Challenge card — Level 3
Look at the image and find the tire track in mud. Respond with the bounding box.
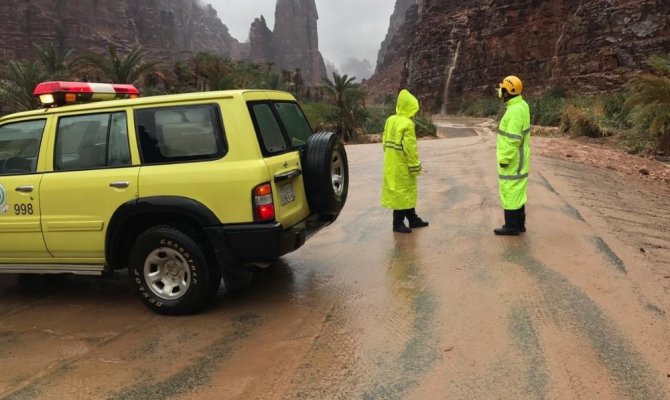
[504,242,668,400]
[360,246,441,400]
[0,314,261,400]
[540,157,670,313]
[534,171,585,222]
[592,237,627,274]
[0,362,74,400]
[106,314,260,400]
[507,303,550,400]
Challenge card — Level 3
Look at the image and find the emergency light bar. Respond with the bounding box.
[33,81,140,108]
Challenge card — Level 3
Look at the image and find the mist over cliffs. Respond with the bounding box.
[366,0,670,110]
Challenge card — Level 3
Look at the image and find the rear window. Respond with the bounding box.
[248,101,313,156]
[0,119,45,175]
[274,102,312,147]
[135,104,225,164]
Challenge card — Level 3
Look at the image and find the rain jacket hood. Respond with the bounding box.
[381,90,423,210]
[396,89,419,118]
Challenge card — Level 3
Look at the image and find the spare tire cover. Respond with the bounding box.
[302,132,349,215]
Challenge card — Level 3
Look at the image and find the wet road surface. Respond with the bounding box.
[0,120,669,399]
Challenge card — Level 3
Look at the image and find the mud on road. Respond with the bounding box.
[0,119,669,399]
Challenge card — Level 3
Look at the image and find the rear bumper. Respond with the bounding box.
[205,213,334,264]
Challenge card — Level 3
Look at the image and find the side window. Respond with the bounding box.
[0,119,45,176]
[135,104,225,164]
[250,103,289,155]
[55,112,131,171]
[274,102,313,147]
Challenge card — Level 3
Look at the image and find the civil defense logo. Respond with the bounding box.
[0,183,7,214]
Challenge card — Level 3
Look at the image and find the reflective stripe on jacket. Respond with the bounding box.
[381,89,421,210]
[497,95,531,210]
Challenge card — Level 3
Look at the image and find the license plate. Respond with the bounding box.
[279,182,295,206]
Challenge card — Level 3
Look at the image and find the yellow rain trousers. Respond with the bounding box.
[497,95,531,210]
[381,89,422,210]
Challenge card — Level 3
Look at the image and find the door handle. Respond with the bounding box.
[109,181,130,189]
[274,169,302,182]
[15,185,34,193]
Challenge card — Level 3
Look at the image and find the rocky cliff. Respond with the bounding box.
[269,0,327,83]
[249,16,275,66]
[366,0,670,111]
[375,0,417,72]
[0,0,327,83]
[0,0,247,62]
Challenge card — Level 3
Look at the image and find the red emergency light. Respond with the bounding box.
[33,81,140,108]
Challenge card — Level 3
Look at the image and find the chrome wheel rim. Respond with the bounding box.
[331,149,345,197]
[143,247,191,301]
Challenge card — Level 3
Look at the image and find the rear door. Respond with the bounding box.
[247,100,312,227]
[0,118,51,260]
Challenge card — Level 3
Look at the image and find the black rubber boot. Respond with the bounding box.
[407,208,429,228]
[519,206,526,233]
[393,210,412,233]
[494,210,520,236]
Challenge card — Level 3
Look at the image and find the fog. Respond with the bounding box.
[208,0,397,80]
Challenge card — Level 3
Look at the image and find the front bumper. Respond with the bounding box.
[205,213,334,264]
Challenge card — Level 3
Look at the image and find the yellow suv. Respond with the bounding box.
[0,81,348,314]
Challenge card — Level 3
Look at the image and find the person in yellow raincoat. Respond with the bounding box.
[381,89,429,233]
[494,75,531,235]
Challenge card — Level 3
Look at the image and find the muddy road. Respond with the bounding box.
[1,119,669,400]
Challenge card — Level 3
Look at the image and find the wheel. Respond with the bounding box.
[129,225,215,315]
[302,132,349,215]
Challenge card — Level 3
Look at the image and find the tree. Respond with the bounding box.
[322,72,367,141]
[626,53,670,154]
[82,45,163,85]
[0,61,47,112]
[32,42,84,80]
[190,52,236,91]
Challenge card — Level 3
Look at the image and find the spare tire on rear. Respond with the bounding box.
[302,132,349,216]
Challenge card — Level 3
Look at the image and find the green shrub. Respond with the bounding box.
[363,106,392,134]
[560,103,610,138]
[529,93,564,126]
[301,102,338,132]
[415,114,437,137]
[601,92,632,129]
[457,97,501,117]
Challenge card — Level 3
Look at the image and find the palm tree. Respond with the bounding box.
[626,53,670,154]
[190,52,235,91]
[32,42,84,80]
[0,61,47,112]
[322,72,365,141]
[82,45,163,85]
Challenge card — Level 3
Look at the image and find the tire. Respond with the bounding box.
[129,225,215,315]
[303,132,349,215]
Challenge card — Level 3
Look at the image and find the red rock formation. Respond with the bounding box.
[0,0,328,84]
[366,0,670,111]
[271,0,327,83]
[375,0,417,72]
[249,16,275,66]
[0,0,247,62]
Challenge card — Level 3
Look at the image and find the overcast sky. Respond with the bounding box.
[208,0,396,79]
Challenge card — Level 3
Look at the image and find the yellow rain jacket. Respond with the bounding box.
[497,95,531,210]
[381,89,422,210]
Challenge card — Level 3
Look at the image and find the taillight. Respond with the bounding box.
[253,183,275,221]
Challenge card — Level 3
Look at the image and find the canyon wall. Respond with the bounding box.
[366,0,670,110]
